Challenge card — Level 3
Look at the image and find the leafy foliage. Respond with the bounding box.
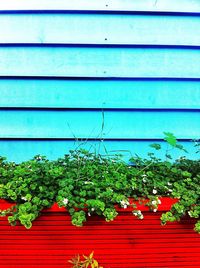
[0,137,199,233]
[68,251,103,268]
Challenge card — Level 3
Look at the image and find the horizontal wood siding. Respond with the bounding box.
[1,47,200,78]
[0,14,200,46]
[0,6,199,163]
[0,110,199,139]
[0,140,196,163]
[0,79,199,109]
[0,0,200,13]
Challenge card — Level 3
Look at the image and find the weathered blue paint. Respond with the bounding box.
[0,47,200,78]
[0,14,200,46]
[0,110,199,139]
[0,5,199,161]
[0,79,199,109]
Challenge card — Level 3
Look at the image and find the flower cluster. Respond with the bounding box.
[133,210,144,219]
[120,200,130,209]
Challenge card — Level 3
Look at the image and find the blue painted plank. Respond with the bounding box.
[0,110,199,139]
[0,79,200,109]
[0,0,200,13]
[0,47,200,78]
[0,140,198,163]
[1,14,200,46]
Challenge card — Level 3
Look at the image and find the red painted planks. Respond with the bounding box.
[0,198,200,267]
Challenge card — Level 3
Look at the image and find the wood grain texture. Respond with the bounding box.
[0,109,199,139]
[0,47,200,78]
[0,79,199,109]
[0,14,200,46]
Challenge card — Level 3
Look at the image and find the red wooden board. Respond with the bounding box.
[0,198,199,268]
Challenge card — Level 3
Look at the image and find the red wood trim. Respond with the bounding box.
[0,198,199,268]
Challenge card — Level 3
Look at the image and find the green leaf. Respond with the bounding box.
[149,143,161,150]
[163,132,177,147]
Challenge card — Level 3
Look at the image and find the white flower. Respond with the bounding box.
[168,189,173,192]
[158,199,161,205]
[21,196,27,201]
[152,200,157,205]
[63,198,69,205]
[142,178,147,183]
[153,189,157,194]
[120,200,130,208]
[167,182,172,186]
[142,174,147,177]
[133,210,142,218]
[153,209,157,212]
[84,181,94,185]
[91,208,95,211]
[88,212,91,216]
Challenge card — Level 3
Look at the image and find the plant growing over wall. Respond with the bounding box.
[0,134,199,232]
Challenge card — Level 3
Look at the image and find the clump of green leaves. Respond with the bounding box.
[0,134,199,233]
[68,251,103,268]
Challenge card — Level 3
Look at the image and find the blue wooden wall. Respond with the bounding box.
[0,0,200,162]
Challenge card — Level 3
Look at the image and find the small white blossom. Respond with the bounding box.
[88,212,91,216]
[158,199,161,205]
[142,174,147,177]
[168,189,173,192]
[133,210,143,219]
[142,178,147,183]
[63,198,69,205]
[167,182,172,186]
[21,196,27,201]
[152,200,157,205]
[91,208,95,211]
[188,211,192,217]
[120,200,130,208]
[153,209,157,212]
[153,189,157,194]
[84,181,94,185]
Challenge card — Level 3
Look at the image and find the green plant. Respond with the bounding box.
[68,251,103,268]
[0,134,199,232]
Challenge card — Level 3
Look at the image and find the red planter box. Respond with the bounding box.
[0,198,200,268]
